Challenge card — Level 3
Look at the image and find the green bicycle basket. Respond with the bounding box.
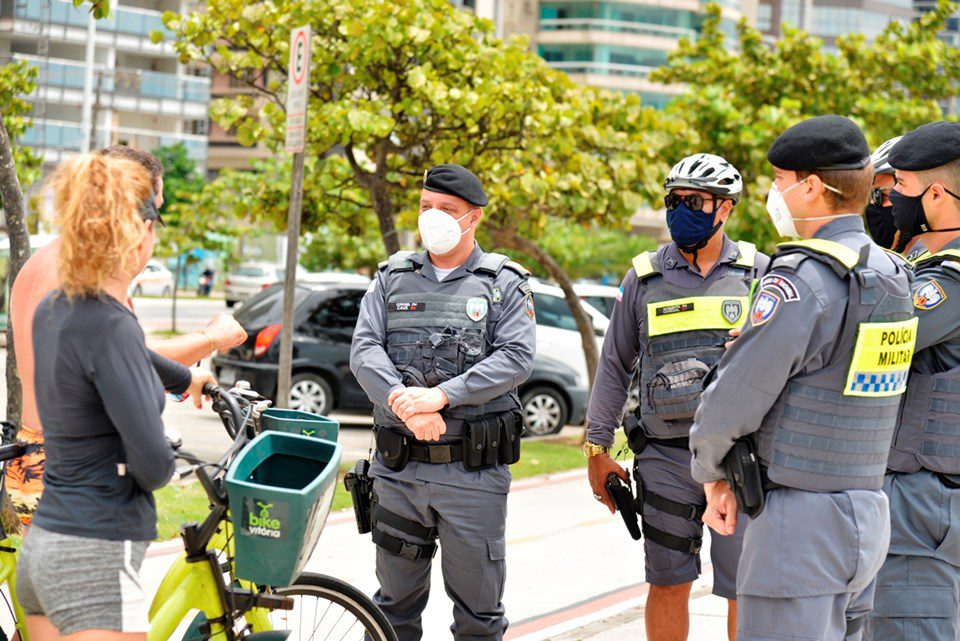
[260,408,340,442]
[226,431,342,587]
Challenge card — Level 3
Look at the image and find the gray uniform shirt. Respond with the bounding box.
[350,243,537,493]
[586,236,770,448]
[690,216,882,483]
[910,235,960,371]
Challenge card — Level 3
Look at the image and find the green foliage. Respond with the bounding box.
[73,0,110,20]
[651,0,960,251]
[153,143,205,218]
[0,61,41,199]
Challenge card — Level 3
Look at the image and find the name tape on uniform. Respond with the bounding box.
[844,317,918,397]
[647,296,749,337]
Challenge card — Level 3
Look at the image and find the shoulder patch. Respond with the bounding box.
[914,280,947,310]
[504,260,531,278]
[518,281,532,297]
[525,292,535,320]
[750,291,781,327]
[759,274,800,302]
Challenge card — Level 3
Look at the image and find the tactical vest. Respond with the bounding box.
[373,251,526,438]
[889,249,960,475]
[633,241,759,440]
[756,239,916,492]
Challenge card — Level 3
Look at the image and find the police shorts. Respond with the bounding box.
[17,525,150,635]
[636,442,746,600]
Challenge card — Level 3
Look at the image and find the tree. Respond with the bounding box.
[161,0,566,256]
[1,60,40,428]
[650,0,960,251]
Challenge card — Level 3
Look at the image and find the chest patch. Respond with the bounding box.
[388,302,426,313]
[721,299,742,324]
[913,280,946,310]
[655,302,694,316]
[466,297,488,322]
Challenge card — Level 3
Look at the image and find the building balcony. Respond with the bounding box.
[540,18,698,41]
[546,61,684,97]
[8,54,209,119]
[20,118,207,168]
[0,0,177,57]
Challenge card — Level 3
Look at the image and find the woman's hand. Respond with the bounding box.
[185,368,217,408]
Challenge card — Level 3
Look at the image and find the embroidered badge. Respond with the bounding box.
[616,286,624,303]
[721,299,743,324]
[759,274,800,302]
[913,280,946,310]
[525,295,535,320]
[466,297,488,322]
[751,291,781,327]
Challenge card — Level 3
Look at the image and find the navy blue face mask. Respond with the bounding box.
[666,203,722,251]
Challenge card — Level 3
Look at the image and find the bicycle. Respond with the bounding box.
[0,385,397,641]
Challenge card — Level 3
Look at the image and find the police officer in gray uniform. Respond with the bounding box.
[863,122,960,640]
[350,164,536,641]
[690,116,917,641]
[586,153,768,641]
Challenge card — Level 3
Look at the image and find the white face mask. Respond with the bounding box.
[418,208,475,255]
[766,177,859,238]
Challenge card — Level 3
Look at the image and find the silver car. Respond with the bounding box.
[224,263,309,307]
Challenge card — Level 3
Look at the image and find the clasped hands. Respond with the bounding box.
[387,386,450,441]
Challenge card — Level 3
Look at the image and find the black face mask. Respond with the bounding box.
[864,203,897,249]
[890,187,931,237]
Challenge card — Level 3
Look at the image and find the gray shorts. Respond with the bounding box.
[636,442,746,600]
[17,525,150,635]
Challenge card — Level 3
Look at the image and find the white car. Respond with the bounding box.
[130,260,174,297]
[574,282,621,320]
[224,263,309,307]
[529,281,608,387]
[298,271,371,286]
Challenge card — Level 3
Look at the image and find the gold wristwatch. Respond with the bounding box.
[581,441,609,459]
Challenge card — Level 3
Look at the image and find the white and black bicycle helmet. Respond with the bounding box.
[871,136,903,175]
[664,153,743,204]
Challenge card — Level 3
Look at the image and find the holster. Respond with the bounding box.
[497,410,524,465]
[464,415,501,471]
[375,427,410,471]
[623,412,648,454]
[343,459,374,534]
[723,437,765,518]
[606,473,641,540]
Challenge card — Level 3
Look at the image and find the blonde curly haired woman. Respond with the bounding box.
[16,152,213,641]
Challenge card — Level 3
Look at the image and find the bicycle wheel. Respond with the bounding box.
[261,573,397,641]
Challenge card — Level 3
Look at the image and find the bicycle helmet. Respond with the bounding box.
[664,153,743,204]
[871,136,903,175]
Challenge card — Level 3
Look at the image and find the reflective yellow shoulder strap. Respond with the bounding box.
[777,239,860,270]
[734,241,757,269]
[931,248,960,262]
[632,252,657,279]
[911,250,932,264]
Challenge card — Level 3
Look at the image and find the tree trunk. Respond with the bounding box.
[0,111,29,430]
[1,111,30,535]
[489,227,600,391]
[370,181,399,255]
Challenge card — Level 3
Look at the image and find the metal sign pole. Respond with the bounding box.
[276,25,311,409]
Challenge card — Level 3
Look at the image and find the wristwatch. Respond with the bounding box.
[581,441,609,459]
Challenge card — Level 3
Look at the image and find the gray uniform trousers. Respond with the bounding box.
[736,488,890,641]
[864,471,960,640]
[371,473,508,641]
[635,442,745,599]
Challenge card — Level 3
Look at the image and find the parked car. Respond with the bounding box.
[299,271,371,286]
[129,259,174,297]
[212,283,588,436]
[224,263,310,307]
[529,281,608,386]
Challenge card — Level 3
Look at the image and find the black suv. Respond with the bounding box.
[212,283,587,436]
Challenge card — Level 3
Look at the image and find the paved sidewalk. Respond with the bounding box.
[141,468,733,640]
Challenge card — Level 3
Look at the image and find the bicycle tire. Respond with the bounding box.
[262,573,397,641]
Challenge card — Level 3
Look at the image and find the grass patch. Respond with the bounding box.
[152,433,625,540]
[150,329,186,339]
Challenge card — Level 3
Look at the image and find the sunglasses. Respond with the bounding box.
[664,193,722,212]
[870,187,891,208]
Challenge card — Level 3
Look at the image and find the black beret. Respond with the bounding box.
[767,115,871,171]
[422,164,489,207]
[888,121,960,171]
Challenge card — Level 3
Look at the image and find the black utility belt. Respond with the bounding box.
[622,414,690,454]
[375,409,523,472]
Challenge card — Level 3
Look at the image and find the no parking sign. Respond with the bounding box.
[285,26,311,153]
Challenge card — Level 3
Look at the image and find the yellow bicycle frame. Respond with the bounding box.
[0,537,29,641]
[148,522,270,641]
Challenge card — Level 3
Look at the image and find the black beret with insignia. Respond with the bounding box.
[767,115,871,171]
[888,121,960,171]
[422,164,489,207]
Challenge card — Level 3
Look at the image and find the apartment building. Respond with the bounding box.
[757,0,914,49]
